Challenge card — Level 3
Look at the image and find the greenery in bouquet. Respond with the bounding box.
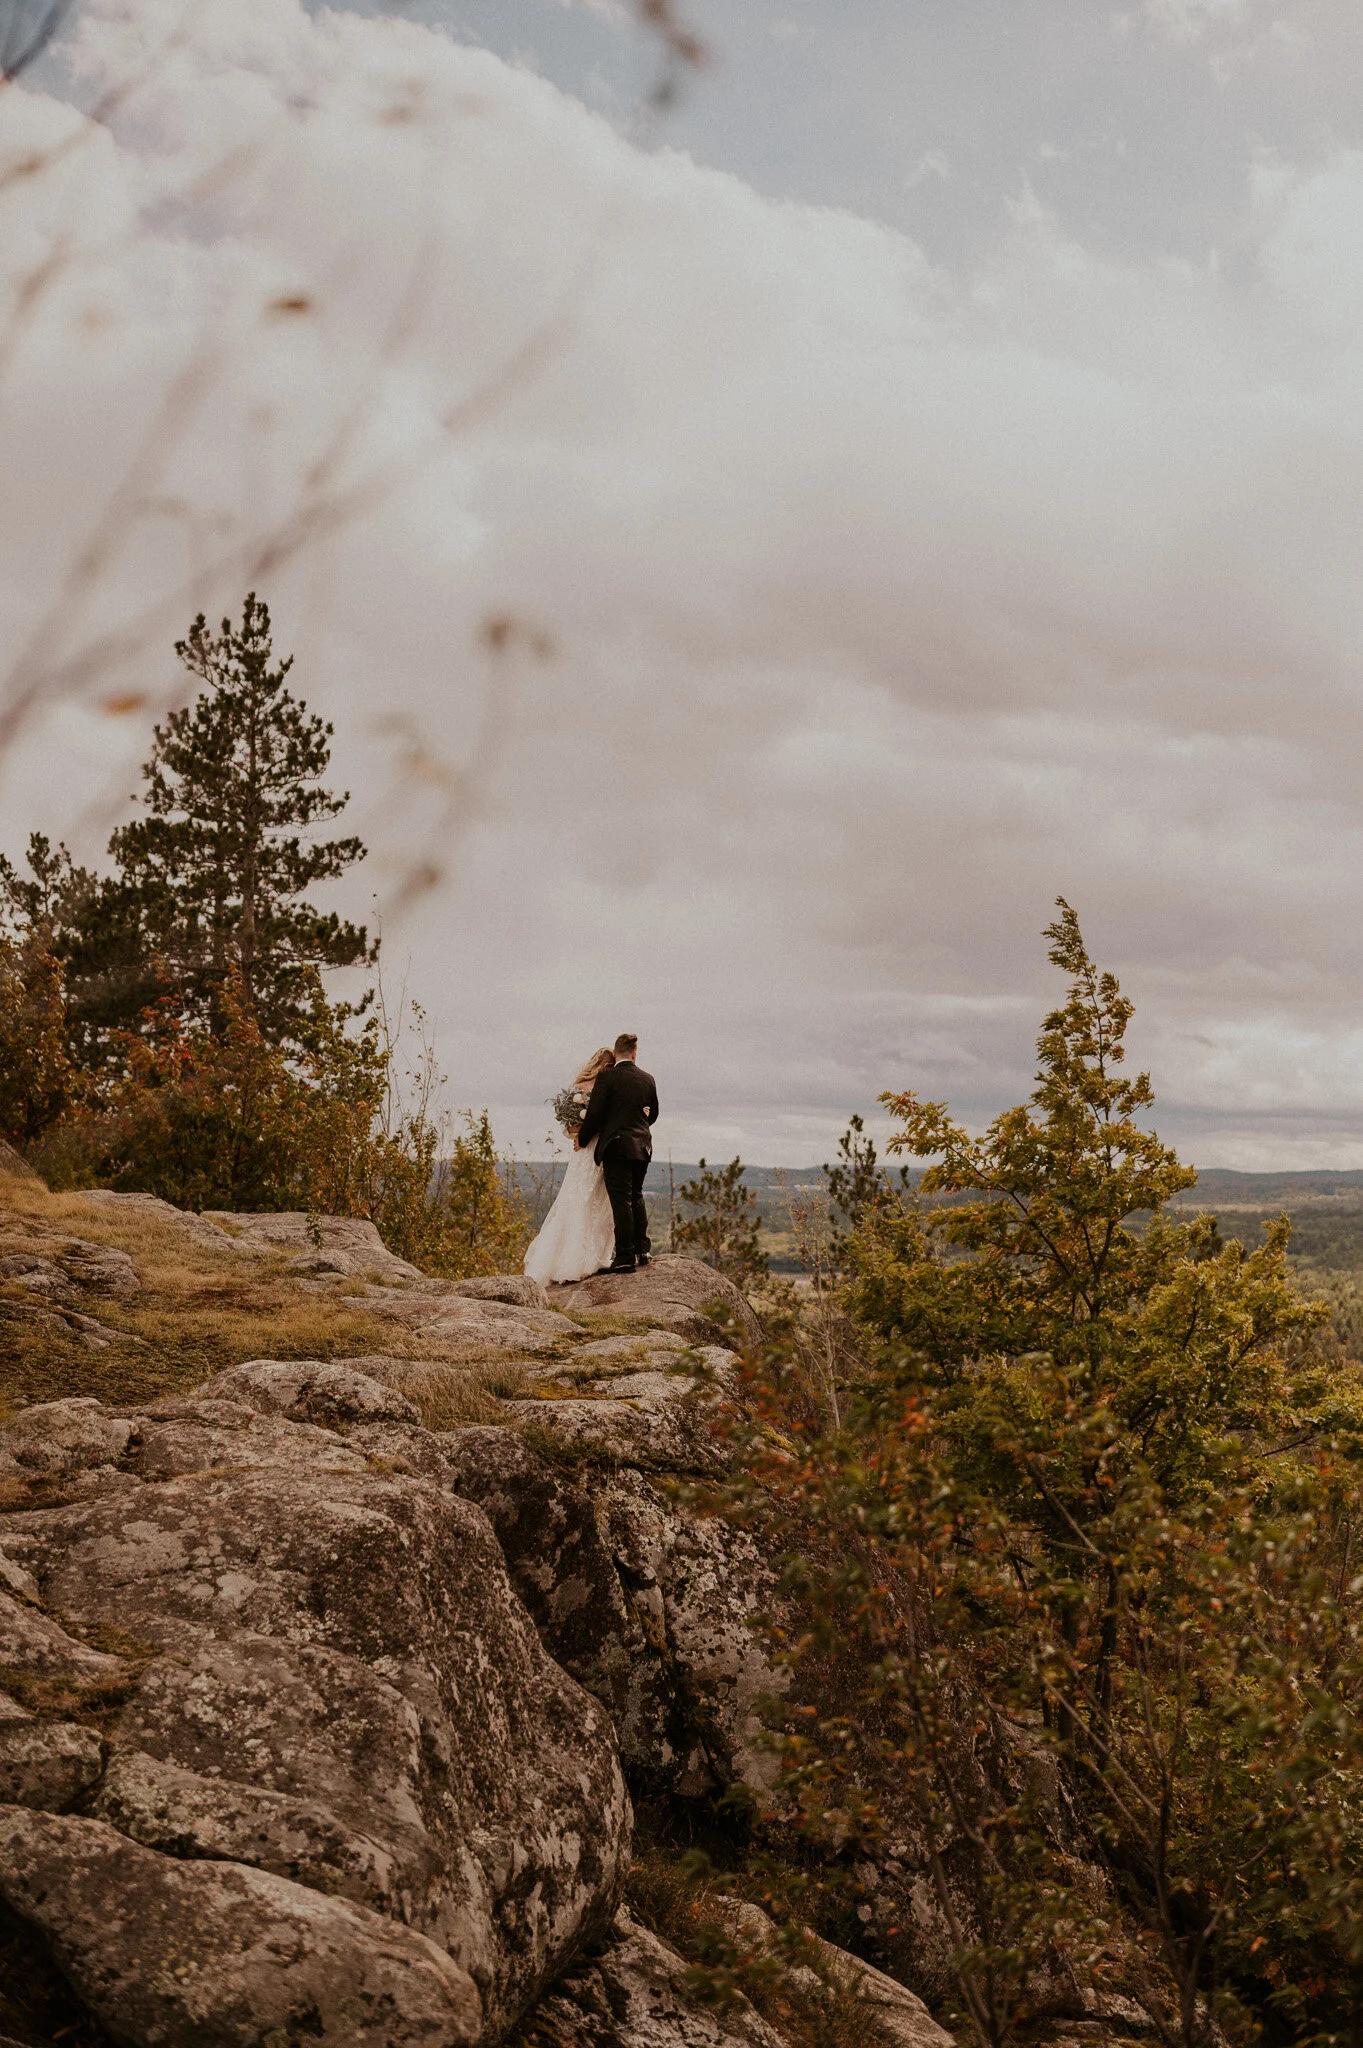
[552,1084,589,1135]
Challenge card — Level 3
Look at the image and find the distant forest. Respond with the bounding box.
[509,1159,1363,1297]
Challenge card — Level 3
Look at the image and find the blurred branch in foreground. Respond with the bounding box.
[0,0,713,912]
[634,0,708,107]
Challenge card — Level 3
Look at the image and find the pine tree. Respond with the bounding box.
[106,594,372,1047]
[674,1156,768,1289]
[823,1111,912,1270]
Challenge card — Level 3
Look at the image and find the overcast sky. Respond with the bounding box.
[3,0,1363,1166]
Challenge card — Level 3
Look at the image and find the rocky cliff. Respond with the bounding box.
[0,1181,964,2048]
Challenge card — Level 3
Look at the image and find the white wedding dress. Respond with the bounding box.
[524,1144,616,1285]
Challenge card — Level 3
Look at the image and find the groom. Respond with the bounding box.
[575,1032,659,1273]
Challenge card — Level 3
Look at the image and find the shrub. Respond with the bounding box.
[711,903,1363,2048]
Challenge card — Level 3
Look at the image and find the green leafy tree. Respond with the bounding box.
[675,1155,768,1289]
[105,593,372,1047]
[75,975,529,1272]
[851,901,1332,1513]
[430,1111,531,1279]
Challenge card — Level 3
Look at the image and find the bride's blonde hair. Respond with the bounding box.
[575,1046,616,1089]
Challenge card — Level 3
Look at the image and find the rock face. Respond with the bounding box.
[0,1208,961,2048]
[0,1365,631,2047]
[524,1909,786,2048]
[549,1254,764,1351]
[0,1808,484,2047]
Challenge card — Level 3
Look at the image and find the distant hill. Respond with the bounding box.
[1178,1168,1363,1207]
[1172,1169,1363,1279]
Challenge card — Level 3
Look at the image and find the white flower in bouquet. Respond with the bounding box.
[551,1085,590,1134]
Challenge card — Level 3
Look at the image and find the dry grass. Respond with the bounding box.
[346,1352,533,1431]
[0,1171,478,1411]
[563,1309,682,1340]
[0,1172,707,1447]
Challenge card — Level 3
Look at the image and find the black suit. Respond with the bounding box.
[576,1060,659,1265]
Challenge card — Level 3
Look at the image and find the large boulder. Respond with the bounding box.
[601,1467,787,1796]
[0,1396,134,1477]
[436,1427,688,1781]
[193,1356,423,1429]
[0,1395,632,2045]
[437,1428,635,1681]
[0,1808,484,2047]
[453,1274,550,1310]
[548,1255,764,1350]
[438,1427,787,1800]
[120,1396,374,1483]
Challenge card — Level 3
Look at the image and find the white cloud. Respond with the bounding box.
[3,0,1363,1165]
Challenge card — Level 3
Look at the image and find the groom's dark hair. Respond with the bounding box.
[614,1033,638,1057]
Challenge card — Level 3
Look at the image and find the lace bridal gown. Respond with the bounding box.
[524,1143,616,1285]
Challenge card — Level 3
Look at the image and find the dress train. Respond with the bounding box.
[524,1145,615,1285]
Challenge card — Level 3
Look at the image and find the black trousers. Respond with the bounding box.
[602,1147,650,1265]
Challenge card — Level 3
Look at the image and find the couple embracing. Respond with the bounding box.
[524,1033,659,1286]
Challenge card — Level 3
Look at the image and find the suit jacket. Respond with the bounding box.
[577,1060,659,1165]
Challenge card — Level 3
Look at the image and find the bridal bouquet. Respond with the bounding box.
[552,1085,589,1135]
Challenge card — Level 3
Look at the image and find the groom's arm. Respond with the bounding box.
[575,1070,613,1150]
[644,1078,658,1126]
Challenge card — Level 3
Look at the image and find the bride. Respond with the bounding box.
[524,1047,618,1286]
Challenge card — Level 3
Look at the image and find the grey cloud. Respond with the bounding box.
[3,0,1363,1166]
